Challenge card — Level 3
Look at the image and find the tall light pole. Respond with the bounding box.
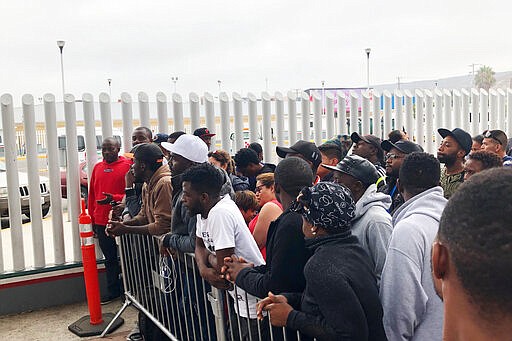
[365,48,371,91]
[57,40,66,100]
[217,80,222,92]
[468,63,482,87]
[107,78,112,100]
[171,76,178,93]
[265,77,269,92]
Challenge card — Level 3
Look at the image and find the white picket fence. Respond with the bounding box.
[0,88,511,275]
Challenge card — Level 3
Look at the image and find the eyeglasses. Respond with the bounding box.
[255,185,265,193]
[386,153,404,160]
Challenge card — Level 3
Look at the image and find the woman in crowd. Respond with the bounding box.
[208,149,250,191]
[257,182,387,341]
[234,190,259,225]
[249,173,283,260]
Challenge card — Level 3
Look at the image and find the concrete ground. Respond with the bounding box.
[0,299,138,340]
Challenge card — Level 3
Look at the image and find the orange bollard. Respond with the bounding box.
[68,198,124,337]
[79,198,103,325]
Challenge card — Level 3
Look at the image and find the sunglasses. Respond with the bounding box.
[386,153,405,160]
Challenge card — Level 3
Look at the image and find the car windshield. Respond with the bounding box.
[0,161,5,172]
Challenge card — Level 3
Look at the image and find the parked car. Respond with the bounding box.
[0,161,51,219]
[60,161,89,203]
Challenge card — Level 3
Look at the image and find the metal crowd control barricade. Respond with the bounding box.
[102,233,296,341]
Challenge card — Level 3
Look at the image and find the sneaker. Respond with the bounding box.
[100,294,121,305]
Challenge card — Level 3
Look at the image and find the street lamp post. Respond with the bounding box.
[217,80,222,92]
[107,78,112,100]
[57,40,66,100]
[365,48,371,91]
[171,76,178,93]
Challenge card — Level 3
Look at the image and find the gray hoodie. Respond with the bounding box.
[351,184,392,284]
[380,186,446,341]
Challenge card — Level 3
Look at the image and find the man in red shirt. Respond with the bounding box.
[88,137,132,303]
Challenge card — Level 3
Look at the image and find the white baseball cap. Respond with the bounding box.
[161,134,208,163]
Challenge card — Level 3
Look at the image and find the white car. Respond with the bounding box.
[0,161,51,219]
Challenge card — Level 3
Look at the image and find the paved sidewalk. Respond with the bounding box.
[0,299,138,340]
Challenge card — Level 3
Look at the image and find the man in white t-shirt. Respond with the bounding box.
[181,163,265,338]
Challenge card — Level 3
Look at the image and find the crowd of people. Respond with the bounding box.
[86,123,512,341]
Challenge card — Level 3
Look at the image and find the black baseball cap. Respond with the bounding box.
[132,143,164,163]
[483,129,508,147]
[322,154,379,186]
[276,140,322,168]
[381,140,424,154]
[193,127,216,138]
[153,133,169,144]
[438,128,472,155]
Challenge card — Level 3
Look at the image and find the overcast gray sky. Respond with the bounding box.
[1,0,509,102]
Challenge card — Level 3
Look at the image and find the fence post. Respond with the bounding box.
[489,89,498,130]
[349,91,359,135]
[63,94,81,262]
[247,92,259,143]
[204,92,215,146]
[424,90,434,154]
[219,92,230,152]
[172,93,184,133]
[43,93,65,265]
[479,89,489,133]
[394,90,404,133]
[337,92,347,136]
[497,89,506,132]
[233,92,244,153]
[22,94,45,268]
[460,89,470,133]
[434,89,443,135]
[121,93,134,153]
[138,92,150,129]
[443,89,452,129]
[471,89,480,136]
[262,91,273,163]
[83,93,98,180]
[0,95,22,271]
[189,92,200,133]
[404,90,414,139]
[372,90,381,138]
[157,92,169,134]
[452,90,461,129]
[275,91,285,148]
[99,93,113,140]
[383,91,392,138]
[361,91,370,135]
[415,90,425,146]
[312,91,323,145]
[287,91,297,146]
[325,91,335,139]
[301,92,310,141]
[508,89,512,136]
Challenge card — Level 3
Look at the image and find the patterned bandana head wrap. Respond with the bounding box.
[291,182,355,234]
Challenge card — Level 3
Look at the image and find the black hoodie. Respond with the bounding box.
[284,233,387,341]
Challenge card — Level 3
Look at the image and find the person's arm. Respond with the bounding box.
[87,167,96,225]
[252,202,282,249]
[165,215,197,254]
[380,223,428,341]
[235,214,307,298]
[194,237,231,289]
[145,181,173,235]
[366,218,393,284]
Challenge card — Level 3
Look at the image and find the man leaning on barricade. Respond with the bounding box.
[159,134,218,341]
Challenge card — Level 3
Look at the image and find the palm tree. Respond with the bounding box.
[474,65,496,90]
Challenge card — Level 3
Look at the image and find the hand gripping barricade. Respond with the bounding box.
[68,198,124,337]
[104,232,302,341]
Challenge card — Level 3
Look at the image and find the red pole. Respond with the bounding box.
[79,198,103,325]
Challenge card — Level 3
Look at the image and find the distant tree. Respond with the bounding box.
[474,65,496,90]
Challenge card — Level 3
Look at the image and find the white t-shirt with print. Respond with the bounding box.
[196,195,265,318]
